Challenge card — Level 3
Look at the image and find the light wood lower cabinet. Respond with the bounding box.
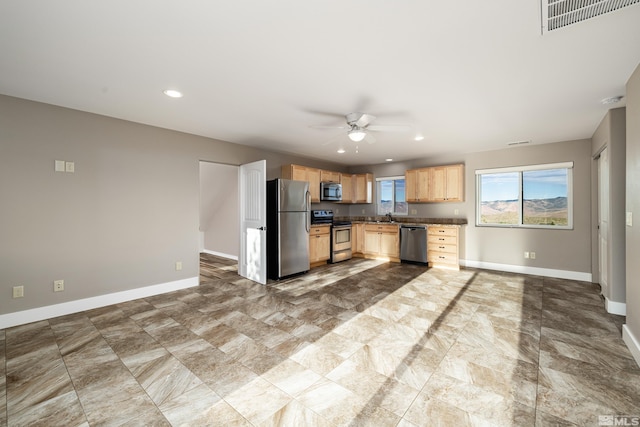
[309,225,331,267]
[352,223,365,256]
[427,225,459,269]
[364,224,399,261]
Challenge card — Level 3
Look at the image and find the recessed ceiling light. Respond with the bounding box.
[163,89,183,98]
[414,135,424,141]
[337,148,346,154]
[385,158,393,162]
[601,96,623,105]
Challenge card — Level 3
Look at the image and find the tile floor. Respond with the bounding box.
[1,254,639,426]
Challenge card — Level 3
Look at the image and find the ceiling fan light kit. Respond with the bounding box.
[348,128,367,142]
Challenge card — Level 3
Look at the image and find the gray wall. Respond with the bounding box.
[626,64,640,344]
[199,161,239,258]
[592,108,627,303]
[0,95,342,315]
[350,140,593,275]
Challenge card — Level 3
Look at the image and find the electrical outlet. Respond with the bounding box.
[176,261,183,271]
[627,212,633,227]
[13,285,24,298]
[454,209,459,215]
[362,209,365,214]
[530,252,536,259]
[524,252,530,259]
[410,209,417,215]
[54,280,64,292]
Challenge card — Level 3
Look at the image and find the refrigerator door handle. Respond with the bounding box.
[305,190,311,232]
[257,226,266,231]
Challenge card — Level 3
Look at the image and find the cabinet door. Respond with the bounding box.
[429,167,447,201]
[405,170,417,202]
[315,234,330,261]
[417,169,430,201]
[340,174,353,204]
[445,164,464,201]
[321,170,340,183]
[309,233,330,263]
[379,232,399,258]
[354,223,365,253]
[363,231,380,254]
[308,168,321,203]
[354,173,373,203]
[290,165,308,182]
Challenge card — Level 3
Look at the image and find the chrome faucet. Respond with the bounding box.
[386,212,393,222]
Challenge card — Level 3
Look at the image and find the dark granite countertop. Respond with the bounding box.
[336,216,468,225]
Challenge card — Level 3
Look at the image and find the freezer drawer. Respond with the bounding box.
[400,225,427,264]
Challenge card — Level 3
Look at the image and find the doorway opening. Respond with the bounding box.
[199,161,239,260]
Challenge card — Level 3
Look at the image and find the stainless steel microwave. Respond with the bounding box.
[320,182,342,201]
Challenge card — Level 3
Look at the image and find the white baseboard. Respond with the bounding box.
[0,276,199,330]
[460,259,592,282]
[201,250,238,261]
[605,297,627,316]
[623,325,640,368]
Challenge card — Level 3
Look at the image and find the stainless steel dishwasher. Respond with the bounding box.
[400,225,428,264]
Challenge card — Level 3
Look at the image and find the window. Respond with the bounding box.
[376,176,408,215]
[476,162,573,229]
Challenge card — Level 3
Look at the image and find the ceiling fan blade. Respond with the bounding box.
[366,124,411,132]
[310,125,349,130]
[302,108,347,119]
[355,113,376,128]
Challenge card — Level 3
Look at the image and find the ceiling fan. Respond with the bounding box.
[311,112,409,144]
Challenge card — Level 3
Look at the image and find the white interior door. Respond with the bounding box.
[239,160,266,284]
[598,147,610,297]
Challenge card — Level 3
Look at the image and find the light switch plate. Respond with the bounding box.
[627,212,633,227]
[55,160,65,172]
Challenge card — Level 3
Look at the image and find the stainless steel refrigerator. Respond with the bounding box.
[266,179,311,280]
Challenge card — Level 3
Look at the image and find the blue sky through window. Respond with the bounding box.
[481,169,567,201]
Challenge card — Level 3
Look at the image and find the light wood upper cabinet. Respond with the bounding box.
[354,173,373,204]
[405,170,417,202]
[321,170,340,183]
[282,165,372,204]
[429,164,464,202]
[406,164,464,203]
[340,173,353,204]
[405,168,430,202]
[282,164,321,202]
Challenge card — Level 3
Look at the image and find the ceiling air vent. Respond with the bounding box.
[542,0,640,32]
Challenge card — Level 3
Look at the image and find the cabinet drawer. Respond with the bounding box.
[364,224,398,233]
[310,226,330,236]
[427,235,457,245]
[428,251,458,264]
[428,242,457,254]
[428,227,458,237]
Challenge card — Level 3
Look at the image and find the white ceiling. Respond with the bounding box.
[1,1,639,165]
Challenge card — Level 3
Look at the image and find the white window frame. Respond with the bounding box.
[376,176,408,216]
[475,162,573,229]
